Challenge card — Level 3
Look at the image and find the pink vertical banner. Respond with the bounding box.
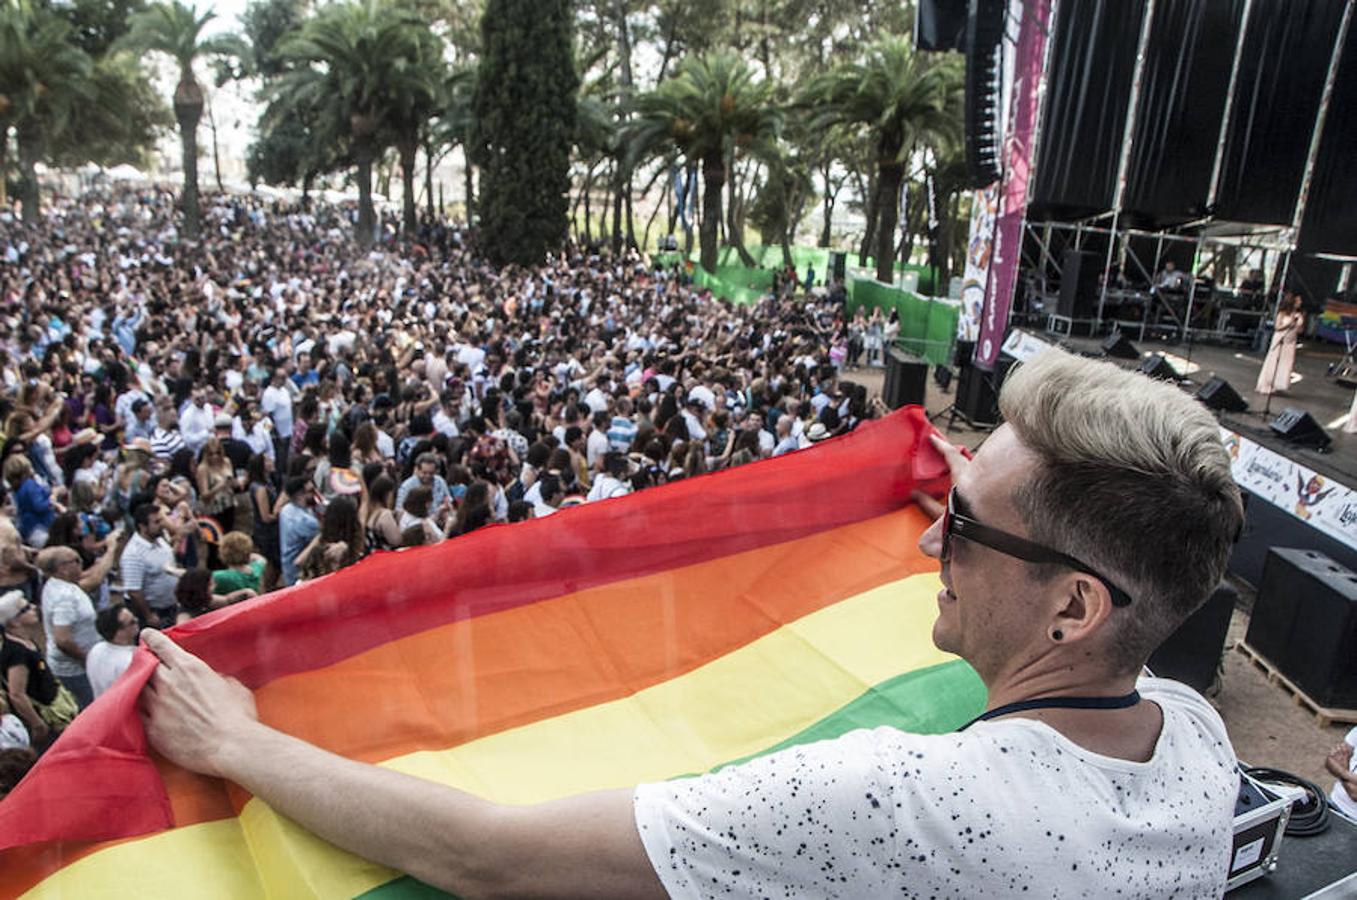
[975,0,1054,370]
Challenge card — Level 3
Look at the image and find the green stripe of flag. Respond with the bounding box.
[356,660,984,900]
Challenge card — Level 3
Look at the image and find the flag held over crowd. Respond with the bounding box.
[0,407,984,899]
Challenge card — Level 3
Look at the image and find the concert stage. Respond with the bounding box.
[1062,334,1357,477]
[1060,333,1357,584]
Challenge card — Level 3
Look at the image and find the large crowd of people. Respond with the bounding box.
[0,183,894,790]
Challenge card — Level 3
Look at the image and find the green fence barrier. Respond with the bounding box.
[651,248,956,366]
[654,247,937,303]
[847,278,959,367]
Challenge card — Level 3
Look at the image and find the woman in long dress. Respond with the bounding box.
[1255,294,1304,395]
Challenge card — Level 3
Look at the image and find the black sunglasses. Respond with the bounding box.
[942,488,1133,607]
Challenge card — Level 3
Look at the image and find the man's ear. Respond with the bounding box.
[1048,574,1117,645]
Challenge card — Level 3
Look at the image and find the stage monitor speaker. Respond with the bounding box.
[1148,582,1237,694]
[828,251,847,284]
[1101,331,1140,360]
[1246,548,1357,709]
[955,354,1014,425]
[964,0,1005,187]
[916,0,968,51]
[1270,407,1332,450]
[1137,354,1180,382]
[1057,249,1100,318]
[1196,376,1248,413]
[882,347,929,410]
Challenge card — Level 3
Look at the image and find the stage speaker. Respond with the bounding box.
[1246,548,1357,708]
[1101,331,1140,360]
[1057,249,1100,318]
[882,347,929,410]
[955,354,1014,425]
[1196,376,1248,413]
[827,251,847,284]
[1137,354,1180,382]
[1148,582,1237,694]
[916,0,968,52]
[1270,407,1332,450]
[964,0,1005,187]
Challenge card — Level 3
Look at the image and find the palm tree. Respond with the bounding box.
[803,38,961,283]
[384,22,443,235]
[629,50,781,274]
[0,0,93,221]
[276,0,442,247]
[432,66,477,221]
[119,1,244,240]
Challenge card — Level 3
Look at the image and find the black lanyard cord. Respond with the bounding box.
[958,691,1141,732]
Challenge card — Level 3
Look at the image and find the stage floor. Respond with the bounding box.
[1057,333,1357,485]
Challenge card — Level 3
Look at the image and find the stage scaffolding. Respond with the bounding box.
[1019,219,1293,344]
[1013,0,1356,347]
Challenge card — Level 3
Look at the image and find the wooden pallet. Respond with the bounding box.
[1235,641,1357,728]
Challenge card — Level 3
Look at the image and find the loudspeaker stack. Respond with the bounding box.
[1148,583,1237,694]
[882,347,929,410]
[1057,249,1100,319]
[1246,548,1357,709]
[964,0,1005,187]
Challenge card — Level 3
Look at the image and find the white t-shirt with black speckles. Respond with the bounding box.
[634,677,1237,898]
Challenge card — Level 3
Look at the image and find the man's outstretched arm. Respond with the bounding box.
[140,630,668,900]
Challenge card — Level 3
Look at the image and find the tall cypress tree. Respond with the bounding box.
[471,0,578,267]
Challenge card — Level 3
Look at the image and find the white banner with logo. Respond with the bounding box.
[1221,427,1357,550]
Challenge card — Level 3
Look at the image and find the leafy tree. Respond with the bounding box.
[431,66,477,220]
[384,20,443,234]
[56,0,146,55]
[0,0,94,220]
[118,1,246,239]
[629,50,781,273]
[471,0,579,266]
[248,87,342,201]
[748,132,813,267]
[803,37,960,282]
[276,0,441,246]
[240,0,308,78]
[48,51,172,170]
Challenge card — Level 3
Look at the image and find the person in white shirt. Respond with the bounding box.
[687,383,716,414]
[1326,727,1357,822]
[178,389,215,455]
[531,474,563,519]
[746,411,776,457]
[585,411,611,472]
[586,453,632,503]
[260,368,295,446]
[141,348,1245,898]
[37,547,99,709]
[679,398,707,447]
[432,389,462,439]
[583,377,612,415]
[86,604,140,699]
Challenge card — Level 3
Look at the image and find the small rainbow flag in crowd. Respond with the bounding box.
[0,408,984,898]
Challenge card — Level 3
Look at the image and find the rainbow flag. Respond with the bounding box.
[0,408,985,898]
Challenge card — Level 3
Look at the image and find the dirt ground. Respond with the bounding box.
[845,362,1349,788]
